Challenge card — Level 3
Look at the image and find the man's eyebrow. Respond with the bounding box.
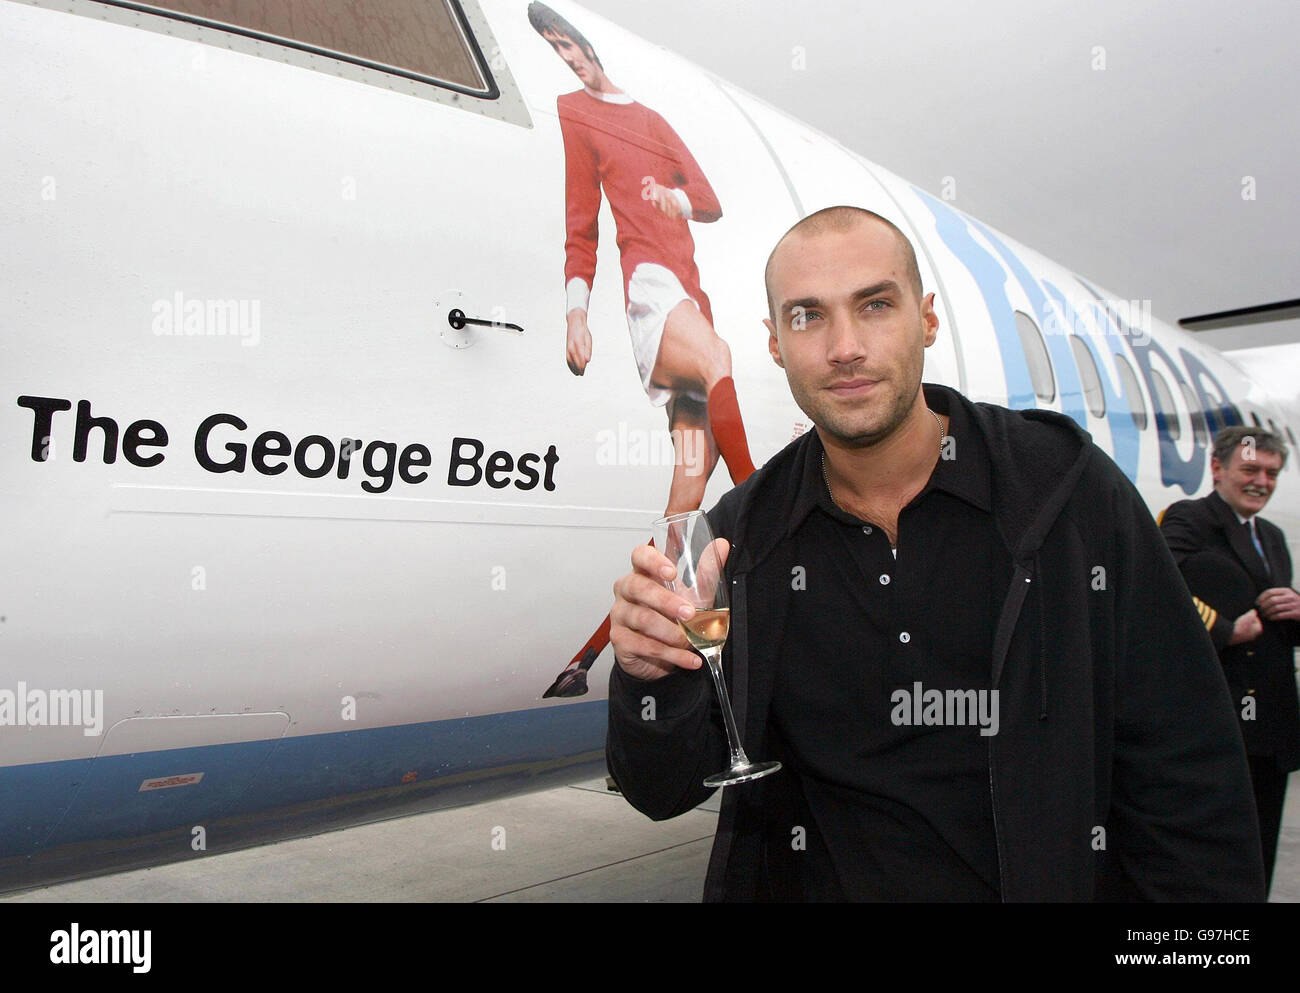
[779,281,902,318]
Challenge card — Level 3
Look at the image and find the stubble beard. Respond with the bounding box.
[795,376,919,450]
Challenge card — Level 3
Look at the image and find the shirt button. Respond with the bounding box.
[879,574,891,585]
[899,631,910,644]
[862,526,872,535]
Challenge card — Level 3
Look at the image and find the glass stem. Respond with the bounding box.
[700,647,749,769]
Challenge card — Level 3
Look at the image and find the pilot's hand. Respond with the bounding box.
[565,310,592,376]
[1257,587,1300,623]
[611,539,729,681]
[1229,608,1263,645]
[648,181,686,220]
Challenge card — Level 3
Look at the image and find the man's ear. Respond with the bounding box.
[921,292,939,347]
[764,317,784,369]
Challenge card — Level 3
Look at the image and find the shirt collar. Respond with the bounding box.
[787,383,992,538]
[582,86,633,104]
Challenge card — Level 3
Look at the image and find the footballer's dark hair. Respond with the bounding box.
[527,2,603,70]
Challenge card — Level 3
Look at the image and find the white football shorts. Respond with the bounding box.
[625,262,708,408]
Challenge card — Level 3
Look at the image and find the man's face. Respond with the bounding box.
[763,222,938,447]
[542,29,598,86]
[1212,445,1283,518]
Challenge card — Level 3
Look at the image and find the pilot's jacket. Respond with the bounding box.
[606,382,1265,901]
[1158,489,1300,771]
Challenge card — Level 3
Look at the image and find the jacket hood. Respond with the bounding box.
[723,382,1096,574]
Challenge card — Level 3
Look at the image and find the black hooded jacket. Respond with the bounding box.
[606,383,1265,901]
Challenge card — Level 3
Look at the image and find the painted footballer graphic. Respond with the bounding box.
[529,2,759,698]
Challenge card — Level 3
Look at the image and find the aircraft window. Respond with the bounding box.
[1230,404,1244,426]
[1149,369,1181,441]
[1180,383,1209,446]
[1068,336,1105,417]
[1267,418,1280,436]
[1014,311,1055,403]
[106,0,488,92]
[1287,426,1297,447]
[1113,353,1147,430]
[1249,411,1263,428]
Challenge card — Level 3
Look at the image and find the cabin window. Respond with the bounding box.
[1149,369,1181,441]
[99,0,490,93]
[1180,383,1208,446]
[1068,336,1105,417]
[1014,310,1055,404]
[1113,354,1147,430]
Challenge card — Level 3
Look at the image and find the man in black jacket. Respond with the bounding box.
[1159,426,1300,893]
[605,205,1264,901]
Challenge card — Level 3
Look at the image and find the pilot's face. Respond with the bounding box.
[764,222,937,448]
[543,30,599,86]
[1213,445,1283,518]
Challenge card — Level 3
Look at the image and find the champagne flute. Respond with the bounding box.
[652,510,781,788]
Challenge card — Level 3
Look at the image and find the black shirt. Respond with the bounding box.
[765,392,1012,900]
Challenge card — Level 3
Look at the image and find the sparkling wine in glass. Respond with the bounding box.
[652,510,781,788]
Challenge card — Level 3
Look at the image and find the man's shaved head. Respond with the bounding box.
[764,206,922,323]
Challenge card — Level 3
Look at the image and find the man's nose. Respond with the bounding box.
[826,312,865,362]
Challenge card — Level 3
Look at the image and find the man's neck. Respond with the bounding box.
[820,401,946,506]
[583,70,626,98]
[1213,487,1253,524]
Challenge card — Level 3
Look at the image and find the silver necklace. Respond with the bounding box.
[821,408,945,512]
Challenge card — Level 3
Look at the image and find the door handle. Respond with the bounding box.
[435,290,523,349]
[447,309,523,335]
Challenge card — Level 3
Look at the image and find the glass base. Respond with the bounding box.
[704,760,782,788]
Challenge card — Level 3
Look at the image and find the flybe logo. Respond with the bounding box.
[914,187,1242,494]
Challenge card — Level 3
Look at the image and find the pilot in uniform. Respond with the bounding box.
[1160,426,1300,893]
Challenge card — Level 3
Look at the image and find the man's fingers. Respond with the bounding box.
[611,626,701,674]
[614,569,694,624]
[631,542,676,581]
[620,601,695,652]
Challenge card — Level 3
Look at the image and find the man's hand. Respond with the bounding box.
[611,539,729,681]
[565,309,592,375]
[647,181,686,220]
[1229,608,1263,645]
[1257,587,1300,623]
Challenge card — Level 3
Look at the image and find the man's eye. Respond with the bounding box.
[863,299,889,312]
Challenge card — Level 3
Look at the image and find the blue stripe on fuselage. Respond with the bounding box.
[913,188,1035,408]
[0,701,608,863]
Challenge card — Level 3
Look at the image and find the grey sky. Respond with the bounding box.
[581,0,1298,351]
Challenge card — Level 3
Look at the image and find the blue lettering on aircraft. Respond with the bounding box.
[965,218,1087,430]
[912,188,1035,409]
[1076,280,1205,493]
[1042,280,1139,482]
[912,189,1240,494]
[1180,347,1243,437]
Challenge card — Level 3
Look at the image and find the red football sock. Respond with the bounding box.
[569,613,611,671]
[707,376,756,484]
